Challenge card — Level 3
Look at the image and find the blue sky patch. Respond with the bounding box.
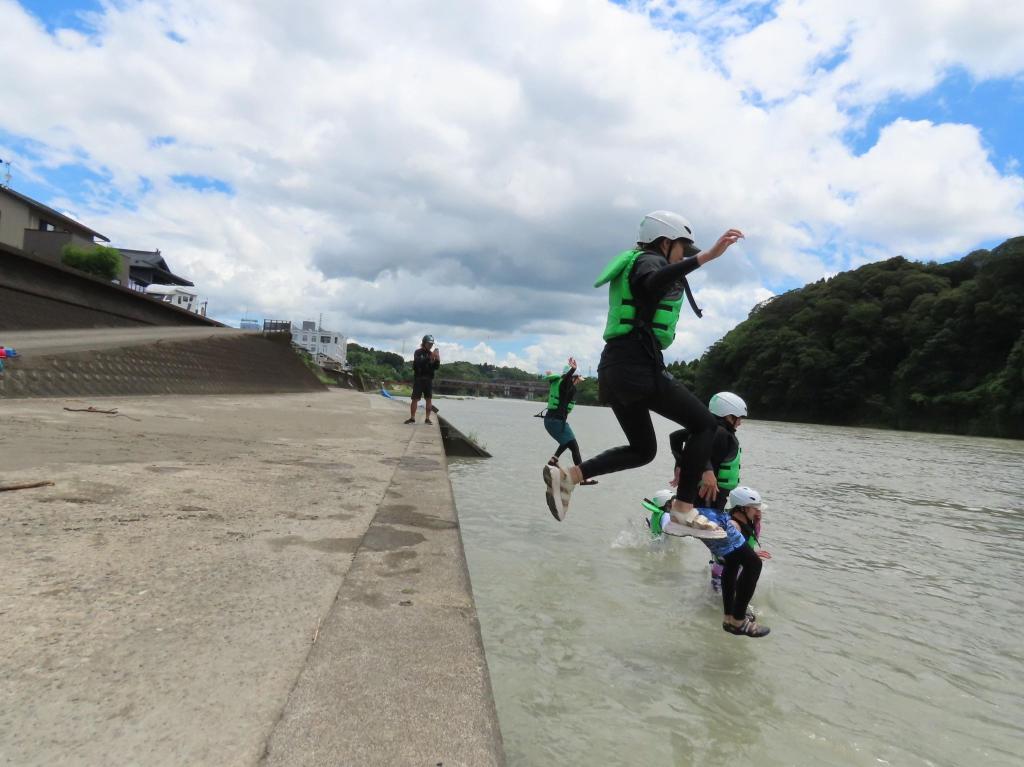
[848,68,1024,175]
[171,174,235,195]
[19,0,103,35]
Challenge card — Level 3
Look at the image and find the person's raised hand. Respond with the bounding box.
[699,229,744,263]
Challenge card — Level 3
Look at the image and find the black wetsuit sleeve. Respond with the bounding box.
[669,428,689,464]
[631,254,701,299]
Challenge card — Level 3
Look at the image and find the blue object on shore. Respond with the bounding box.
[380,388,395,399]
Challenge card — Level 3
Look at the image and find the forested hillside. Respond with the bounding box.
[694,237,1024,438]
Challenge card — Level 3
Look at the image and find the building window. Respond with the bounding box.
[320,335,331,343]
[302,335,307,341]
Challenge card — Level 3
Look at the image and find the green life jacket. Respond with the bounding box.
[642,499,667,535]
[716,446,742,492]
[545,373,574,413]
[594,250,684,350]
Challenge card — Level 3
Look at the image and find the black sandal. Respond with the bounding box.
[579,479,599,486]
[547,456,559,466]
[723,618,770,638]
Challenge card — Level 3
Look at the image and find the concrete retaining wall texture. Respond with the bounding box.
[0,241,221,330]
[0,334,326,399]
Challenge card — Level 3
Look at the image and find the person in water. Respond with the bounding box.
[669,391,747,509]
[647,485,771,637]
[668,391,749,587]
[542,210,743,537]
[542,357,597,485]
[406,334,440,425]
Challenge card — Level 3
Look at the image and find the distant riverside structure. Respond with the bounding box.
[144,284,207,316]
[291,320,347,367]
[117,248,194,292]
[0,185,122,280]
[0,185,205,308]
[239,318,261,330]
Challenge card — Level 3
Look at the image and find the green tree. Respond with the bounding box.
[61,244,123,281]
[696,236,1024,437]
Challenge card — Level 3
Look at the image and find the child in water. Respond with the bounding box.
[646,486,772,637]
[709,492,771,592]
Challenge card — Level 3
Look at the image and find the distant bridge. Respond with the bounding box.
[432,377,549,399]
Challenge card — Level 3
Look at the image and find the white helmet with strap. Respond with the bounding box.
[709,391,747,418]
[637,211,700,255]
[728,486,761,508]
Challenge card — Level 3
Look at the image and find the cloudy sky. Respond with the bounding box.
[2,0,1023,374]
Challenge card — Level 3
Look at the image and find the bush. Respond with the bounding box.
[61,244,124,281]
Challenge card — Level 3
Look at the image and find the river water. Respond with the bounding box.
[443,397,1024,767]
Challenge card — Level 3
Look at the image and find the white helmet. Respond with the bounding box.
[709,391,747,418]
[638,211,699,253]
[651,488,675,508]
[728,486,761,508]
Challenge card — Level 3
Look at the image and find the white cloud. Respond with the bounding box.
[1,0,1022,372]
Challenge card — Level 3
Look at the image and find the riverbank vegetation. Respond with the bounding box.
[695,237,1023,438]
[348,237,1022,438]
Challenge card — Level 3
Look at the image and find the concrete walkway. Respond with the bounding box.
[0,389,504,766]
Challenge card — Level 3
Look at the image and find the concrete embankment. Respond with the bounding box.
[0,329,325,399]
[0,388,504,766]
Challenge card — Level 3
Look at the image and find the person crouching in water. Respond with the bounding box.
[667,391,748,589]
[543,357,597,485]
[647,485,771,637]
[709,485,771,592]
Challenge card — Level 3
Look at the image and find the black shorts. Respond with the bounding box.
[411,376,433,399]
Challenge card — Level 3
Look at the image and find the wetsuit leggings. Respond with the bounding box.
[579,368,716,505]
[720,544,762,620]
[554,439,582,466]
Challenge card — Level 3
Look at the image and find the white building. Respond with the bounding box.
[144,284,207,315]
[292,320,347,367]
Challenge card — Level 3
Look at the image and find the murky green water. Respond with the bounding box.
[444,397,1024,767]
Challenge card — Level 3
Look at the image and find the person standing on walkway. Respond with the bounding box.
[542,210,743,537]
[542,357,598,485]
[406,335,440,425]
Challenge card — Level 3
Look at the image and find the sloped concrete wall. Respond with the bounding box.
[0,334,326,399]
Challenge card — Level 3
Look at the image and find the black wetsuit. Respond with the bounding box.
[578,249,716,505]
[411,347,439,399]
[720,541,762,621]
[669,417,739,511]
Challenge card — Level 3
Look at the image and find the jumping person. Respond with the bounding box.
[542,210,743,537]
[542,357,597,485]
[647,485,771,637]
[406,334,440,425]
